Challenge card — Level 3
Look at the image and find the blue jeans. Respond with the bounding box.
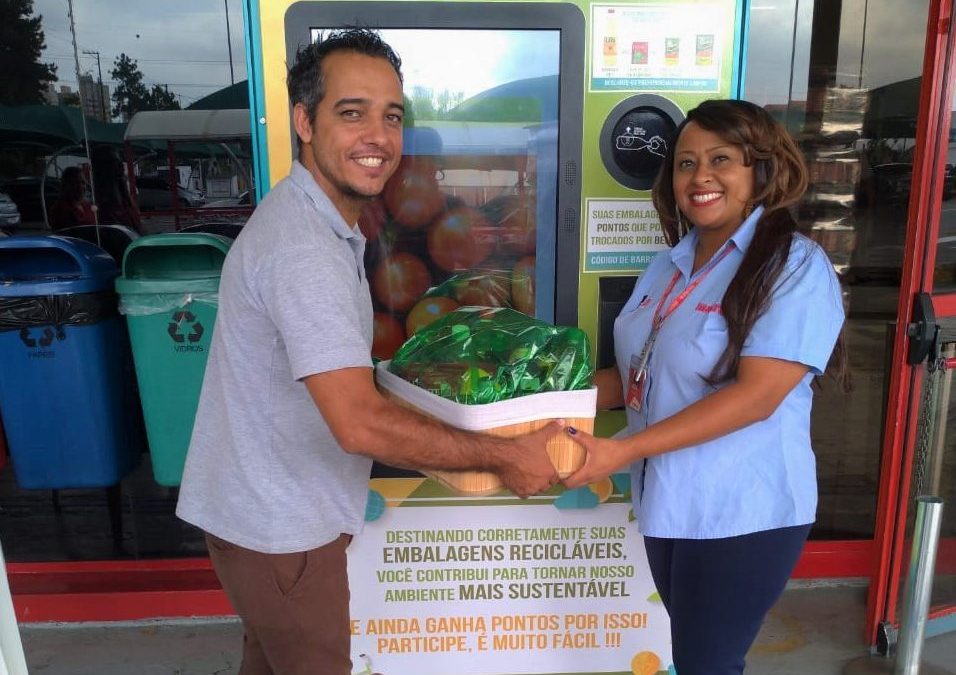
[644,524,811,675]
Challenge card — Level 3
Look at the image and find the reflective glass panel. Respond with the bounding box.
[934,87,956,291]
[745,0,931,539]
[312,28,562,359]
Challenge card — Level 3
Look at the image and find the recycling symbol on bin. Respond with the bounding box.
[19,326,66,348]
[167,310,204,344]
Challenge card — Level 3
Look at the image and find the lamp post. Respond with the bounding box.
[82,49,107,121]
[224,0,235,85]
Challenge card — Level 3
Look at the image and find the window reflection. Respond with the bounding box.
[349,29,561,358]
[746,0,931,539]
[0,0,252,236]
[0,0,251,562]
[934,88,956,291]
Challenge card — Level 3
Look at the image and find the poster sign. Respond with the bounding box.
[584,199,667,272]
[348,478,672,675]
[591,3,728,92]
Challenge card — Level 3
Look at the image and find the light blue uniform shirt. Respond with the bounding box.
[614,206,845,539]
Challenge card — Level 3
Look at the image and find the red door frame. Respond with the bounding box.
[865,0,956,645]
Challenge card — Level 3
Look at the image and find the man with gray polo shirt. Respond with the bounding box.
[175,29,562,675]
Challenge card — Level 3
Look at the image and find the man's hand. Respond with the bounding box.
[493,420,565,498]
[306,369,569,490]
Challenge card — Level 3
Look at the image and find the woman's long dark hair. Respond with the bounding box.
[652,99,848,389]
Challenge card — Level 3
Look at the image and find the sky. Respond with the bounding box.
[745,0,931,105]
[377,29,559,102]
[31,0,941,113]
[34,0,247,109]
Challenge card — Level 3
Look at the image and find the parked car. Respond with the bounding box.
[134,176,206,210]
[944,163,955,200]
[200,190,253,209]
[0,191,21,228]
[858,162,955,205]
[0,176,61,224]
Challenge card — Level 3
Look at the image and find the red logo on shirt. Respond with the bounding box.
[696,302,722,314]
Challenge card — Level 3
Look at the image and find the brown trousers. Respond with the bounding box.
[205,533,352,675]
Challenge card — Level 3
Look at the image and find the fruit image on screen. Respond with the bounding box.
[363,152,540,360]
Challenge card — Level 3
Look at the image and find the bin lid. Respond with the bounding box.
[116,232,232,295]
[55,224,140,266]
[0,235,119,296]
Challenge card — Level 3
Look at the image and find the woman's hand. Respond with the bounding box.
[594,367,625,410]
[563,427,636,489]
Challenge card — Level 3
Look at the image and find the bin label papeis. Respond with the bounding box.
[19,326,65,357]
[167,310,205,352]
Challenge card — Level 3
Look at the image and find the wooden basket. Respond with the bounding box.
[376,362,595,496]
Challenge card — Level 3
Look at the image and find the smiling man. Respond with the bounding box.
[176,29,562,675]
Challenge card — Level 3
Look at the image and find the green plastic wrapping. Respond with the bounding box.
[422,268,517,309]
[388,306,593,404]
[118,292,219,317]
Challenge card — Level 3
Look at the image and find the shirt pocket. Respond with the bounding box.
[683,307,729,378]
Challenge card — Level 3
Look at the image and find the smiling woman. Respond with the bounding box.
[569,98,847,675]
[671,123,756,265]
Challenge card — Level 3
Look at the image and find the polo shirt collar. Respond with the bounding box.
[288,159,361,241]
[669,204,766,276]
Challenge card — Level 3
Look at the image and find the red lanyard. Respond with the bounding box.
[651,244,735,331]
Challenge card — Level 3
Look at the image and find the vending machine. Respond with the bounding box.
[243,1,748,673]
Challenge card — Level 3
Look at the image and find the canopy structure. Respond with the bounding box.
[0,104,125,147]
[862,77,921,140]
[187,81,249,111]
[446,75,558,123]
[124,109,252,143]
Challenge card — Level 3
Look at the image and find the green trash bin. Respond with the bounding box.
[116,233,232,486]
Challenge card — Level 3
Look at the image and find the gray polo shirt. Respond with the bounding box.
[177,160,374,553]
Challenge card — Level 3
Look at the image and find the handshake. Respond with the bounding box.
[375,363,596,499]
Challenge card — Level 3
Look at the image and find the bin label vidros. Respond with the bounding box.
[167,310,205,353]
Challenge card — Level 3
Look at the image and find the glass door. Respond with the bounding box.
[745,0,934,577]
[866,0,956,647]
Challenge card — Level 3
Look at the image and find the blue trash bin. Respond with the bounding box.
[0,235,140,489]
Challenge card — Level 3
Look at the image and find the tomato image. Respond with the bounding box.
[372,312,406,360]
[405,296,460,335]
[371,252,432,312]
[511,255,534,316]
[511,255,535,316]
[382,157,445,230]
[357,197,388,241]
[427,207,496,272]
[452,271,512,307]
[482,192,536,255]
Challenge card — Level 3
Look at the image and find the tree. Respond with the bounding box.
[59,91,80,107]
[408,87,464,122]
[0,0,57,105]
[148,84,180,111]
[110,53,150,120]
[111,53,181,119]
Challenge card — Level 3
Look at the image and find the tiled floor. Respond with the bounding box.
[15,582,956,675]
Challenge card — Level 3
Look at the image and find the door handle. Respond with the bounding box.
[906,292,939,365]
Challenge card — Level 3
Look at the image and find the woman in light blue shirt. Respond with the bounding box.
[565,100,847,674]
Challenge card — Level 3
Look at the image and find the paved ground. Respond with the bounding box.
[16,582,956,675]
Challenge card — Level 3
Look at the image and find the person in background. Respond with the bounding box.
[48,166,95,231]
[563,99,848,675]
[90,145,142,233]
[176,28,562,675]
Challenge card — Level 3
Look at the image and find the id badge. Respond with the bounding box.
[626,328,658,412]
[625,348,651,412]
